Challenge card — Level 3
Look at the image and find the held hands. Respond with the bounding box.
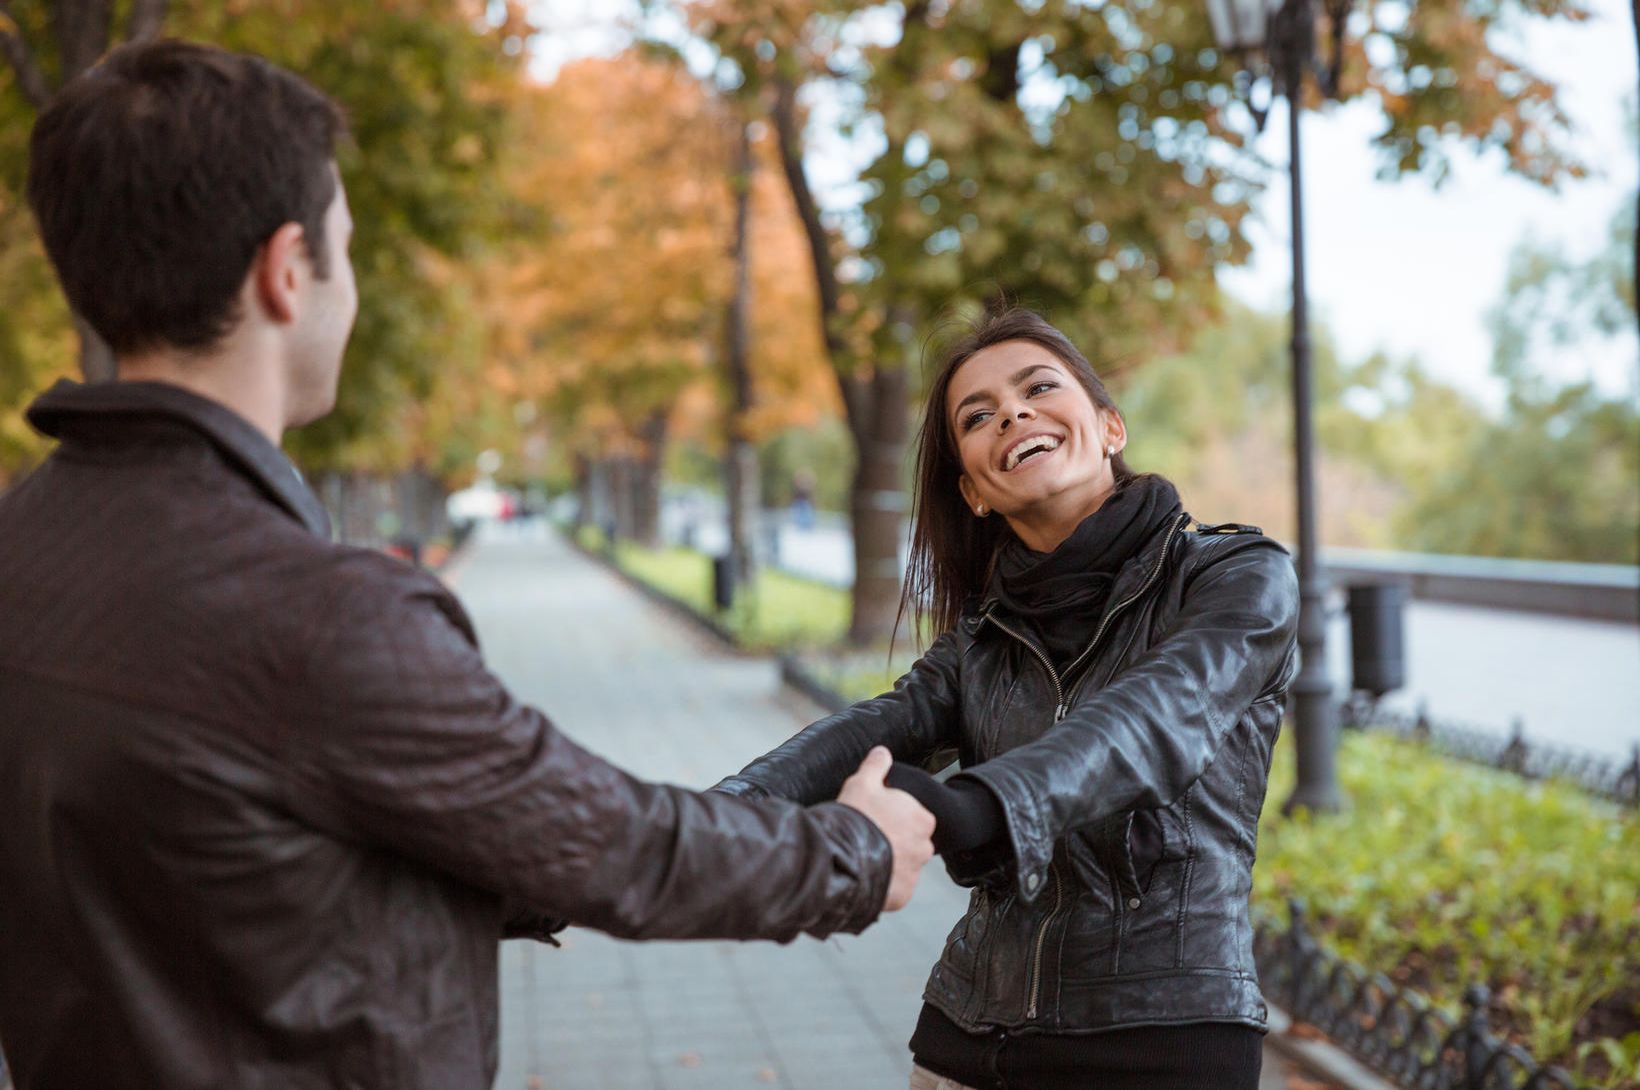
[837,747,936,913]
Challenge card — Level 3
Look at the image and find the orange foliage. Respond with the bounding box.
[461,52,835,462]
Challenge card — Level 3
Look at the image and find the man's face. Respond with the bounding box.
[286,169,357,427]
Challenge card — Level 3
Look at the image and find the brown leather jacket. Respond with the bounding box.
[0,380,890,1090]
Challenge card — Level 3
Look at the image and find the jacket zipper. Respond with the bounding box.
[1025,859,1062,1019]
[982,613,1067,719]
[978,510,1190,1021]
[1059,512,1189,711]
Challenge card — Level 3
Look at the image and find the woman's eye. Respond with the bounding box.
[1027,380,1058,396]
[962,410,991,431]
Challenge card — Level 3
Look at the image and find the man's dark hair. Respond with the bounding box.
[27,39,346,355]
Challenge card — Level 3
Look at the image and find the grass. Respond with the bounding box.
[572,524,849,650]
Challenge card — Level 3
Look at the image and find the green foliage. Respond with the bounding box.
[856,0,1257,366]
[1257,729,1640,1086]
[169,1,525,472]
[0,0,525,479]
[757,417,856,511]
[1115,276,1636,563]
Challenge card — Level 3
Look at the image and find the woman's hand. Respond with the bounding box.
[837,747,937,912]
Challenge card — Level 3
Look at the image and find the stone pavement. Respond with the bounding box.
[446,523,1305,1090]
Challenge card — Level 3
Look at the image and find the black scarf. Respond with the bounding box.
[991,476,1183,672]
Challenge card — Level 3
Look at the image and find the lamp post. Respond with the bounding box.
[1205,0,1343,812]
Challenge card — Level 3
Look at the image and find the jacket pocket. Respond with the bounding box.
[1065,801,1194,976]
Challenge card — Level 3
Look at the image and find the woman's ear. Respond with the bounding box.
[1103,410,1129,456]
[958,474,987,517]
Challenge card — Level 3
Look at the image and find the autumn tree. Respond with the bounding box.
[486,52,834,550]
[675,0,1586,645]
[0,0,528,504]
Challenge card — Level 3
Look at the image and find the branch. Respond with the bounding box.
[126,0,168,44]
[0,4,53,109]
[770,72,845,369]
[53,0,112,81]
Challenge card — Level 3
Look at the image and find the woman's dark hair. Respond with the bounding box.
[27,39,346,355]
[900,307,1141,639]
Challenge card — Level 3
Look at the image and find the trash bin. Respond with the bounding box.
[711,554,735,613]
[1347,583,1405,697]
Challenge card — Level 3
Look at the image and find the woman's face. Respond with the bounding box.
[945,340,1125,535]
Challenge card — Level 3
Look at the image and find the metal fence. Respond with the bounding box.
[1255,899,1594,1090]
[1340,697,1640,809]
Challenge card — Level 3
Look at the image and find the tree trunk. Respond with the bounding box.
[608,456,638,542]
[723,120,759,584]
[632,413,667,548]
[726,440,760,583]
[845,363,910,646]
[572,453,593,529]
[769,75,909,643]
[394,464,447,545]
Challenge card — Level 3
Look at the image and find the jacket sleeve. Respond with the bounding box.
[281,560,892,944]
[711,628,967,805]
[961,538,1299,900]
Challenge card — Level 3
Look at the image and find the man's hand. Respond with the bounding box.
[837,747,936,912]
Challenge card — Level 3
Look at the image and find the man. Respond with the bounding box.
[0,39,934,1090]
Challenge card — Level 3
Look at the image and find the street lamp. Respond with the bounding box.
[1205,0,1345,812]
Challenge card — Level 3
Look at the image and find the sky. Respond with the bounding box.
[1219,0,1637,407]
[526,0,1638,407]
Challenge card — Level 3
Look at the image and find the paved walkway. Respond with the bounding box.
[447,524,1306,1090]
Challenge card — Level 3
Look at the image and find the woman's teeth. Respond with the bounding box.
[1005,436,1061,470]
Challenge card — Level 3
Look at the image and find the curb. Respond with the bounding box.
[1265,1005,1401,1090]
[777,654,851,714]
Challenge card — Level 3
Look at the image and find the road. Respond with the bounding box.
[446,524,1305,1090]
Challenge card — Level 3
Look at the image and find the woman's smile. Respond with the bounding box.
[947,339,1125,550]
[1000,431,1064,472]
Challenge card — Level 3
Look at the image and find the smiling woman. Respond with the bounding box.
[714,307,1303,1089]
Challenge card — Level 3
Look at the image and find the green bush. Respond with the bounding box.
[1256,730,1639,1088]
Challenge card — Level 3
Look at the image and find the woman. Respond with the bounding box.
[714,308,1299,1090]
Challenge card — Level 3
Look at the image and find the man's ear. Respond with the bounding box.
[958,474,985,516]
[250,222,308,325]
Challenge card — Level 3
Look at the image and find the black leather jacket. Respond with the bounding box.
[717,513,1299,1035]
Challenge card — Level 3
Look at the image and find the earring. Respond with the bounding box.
[1106,445,1117,458]
[975,503,988,516]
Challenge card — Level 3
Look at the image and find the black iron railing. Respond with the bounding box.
[1340,698,1639,809]
[1255,899,1594,1089]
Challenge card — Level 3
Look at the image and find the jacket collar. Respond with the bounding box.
[26,379,331,539]
[968,509,1191,634]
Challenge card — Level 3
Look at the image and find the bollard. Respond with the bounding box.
[1500,719,1530,776]
[711,554,735,613]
